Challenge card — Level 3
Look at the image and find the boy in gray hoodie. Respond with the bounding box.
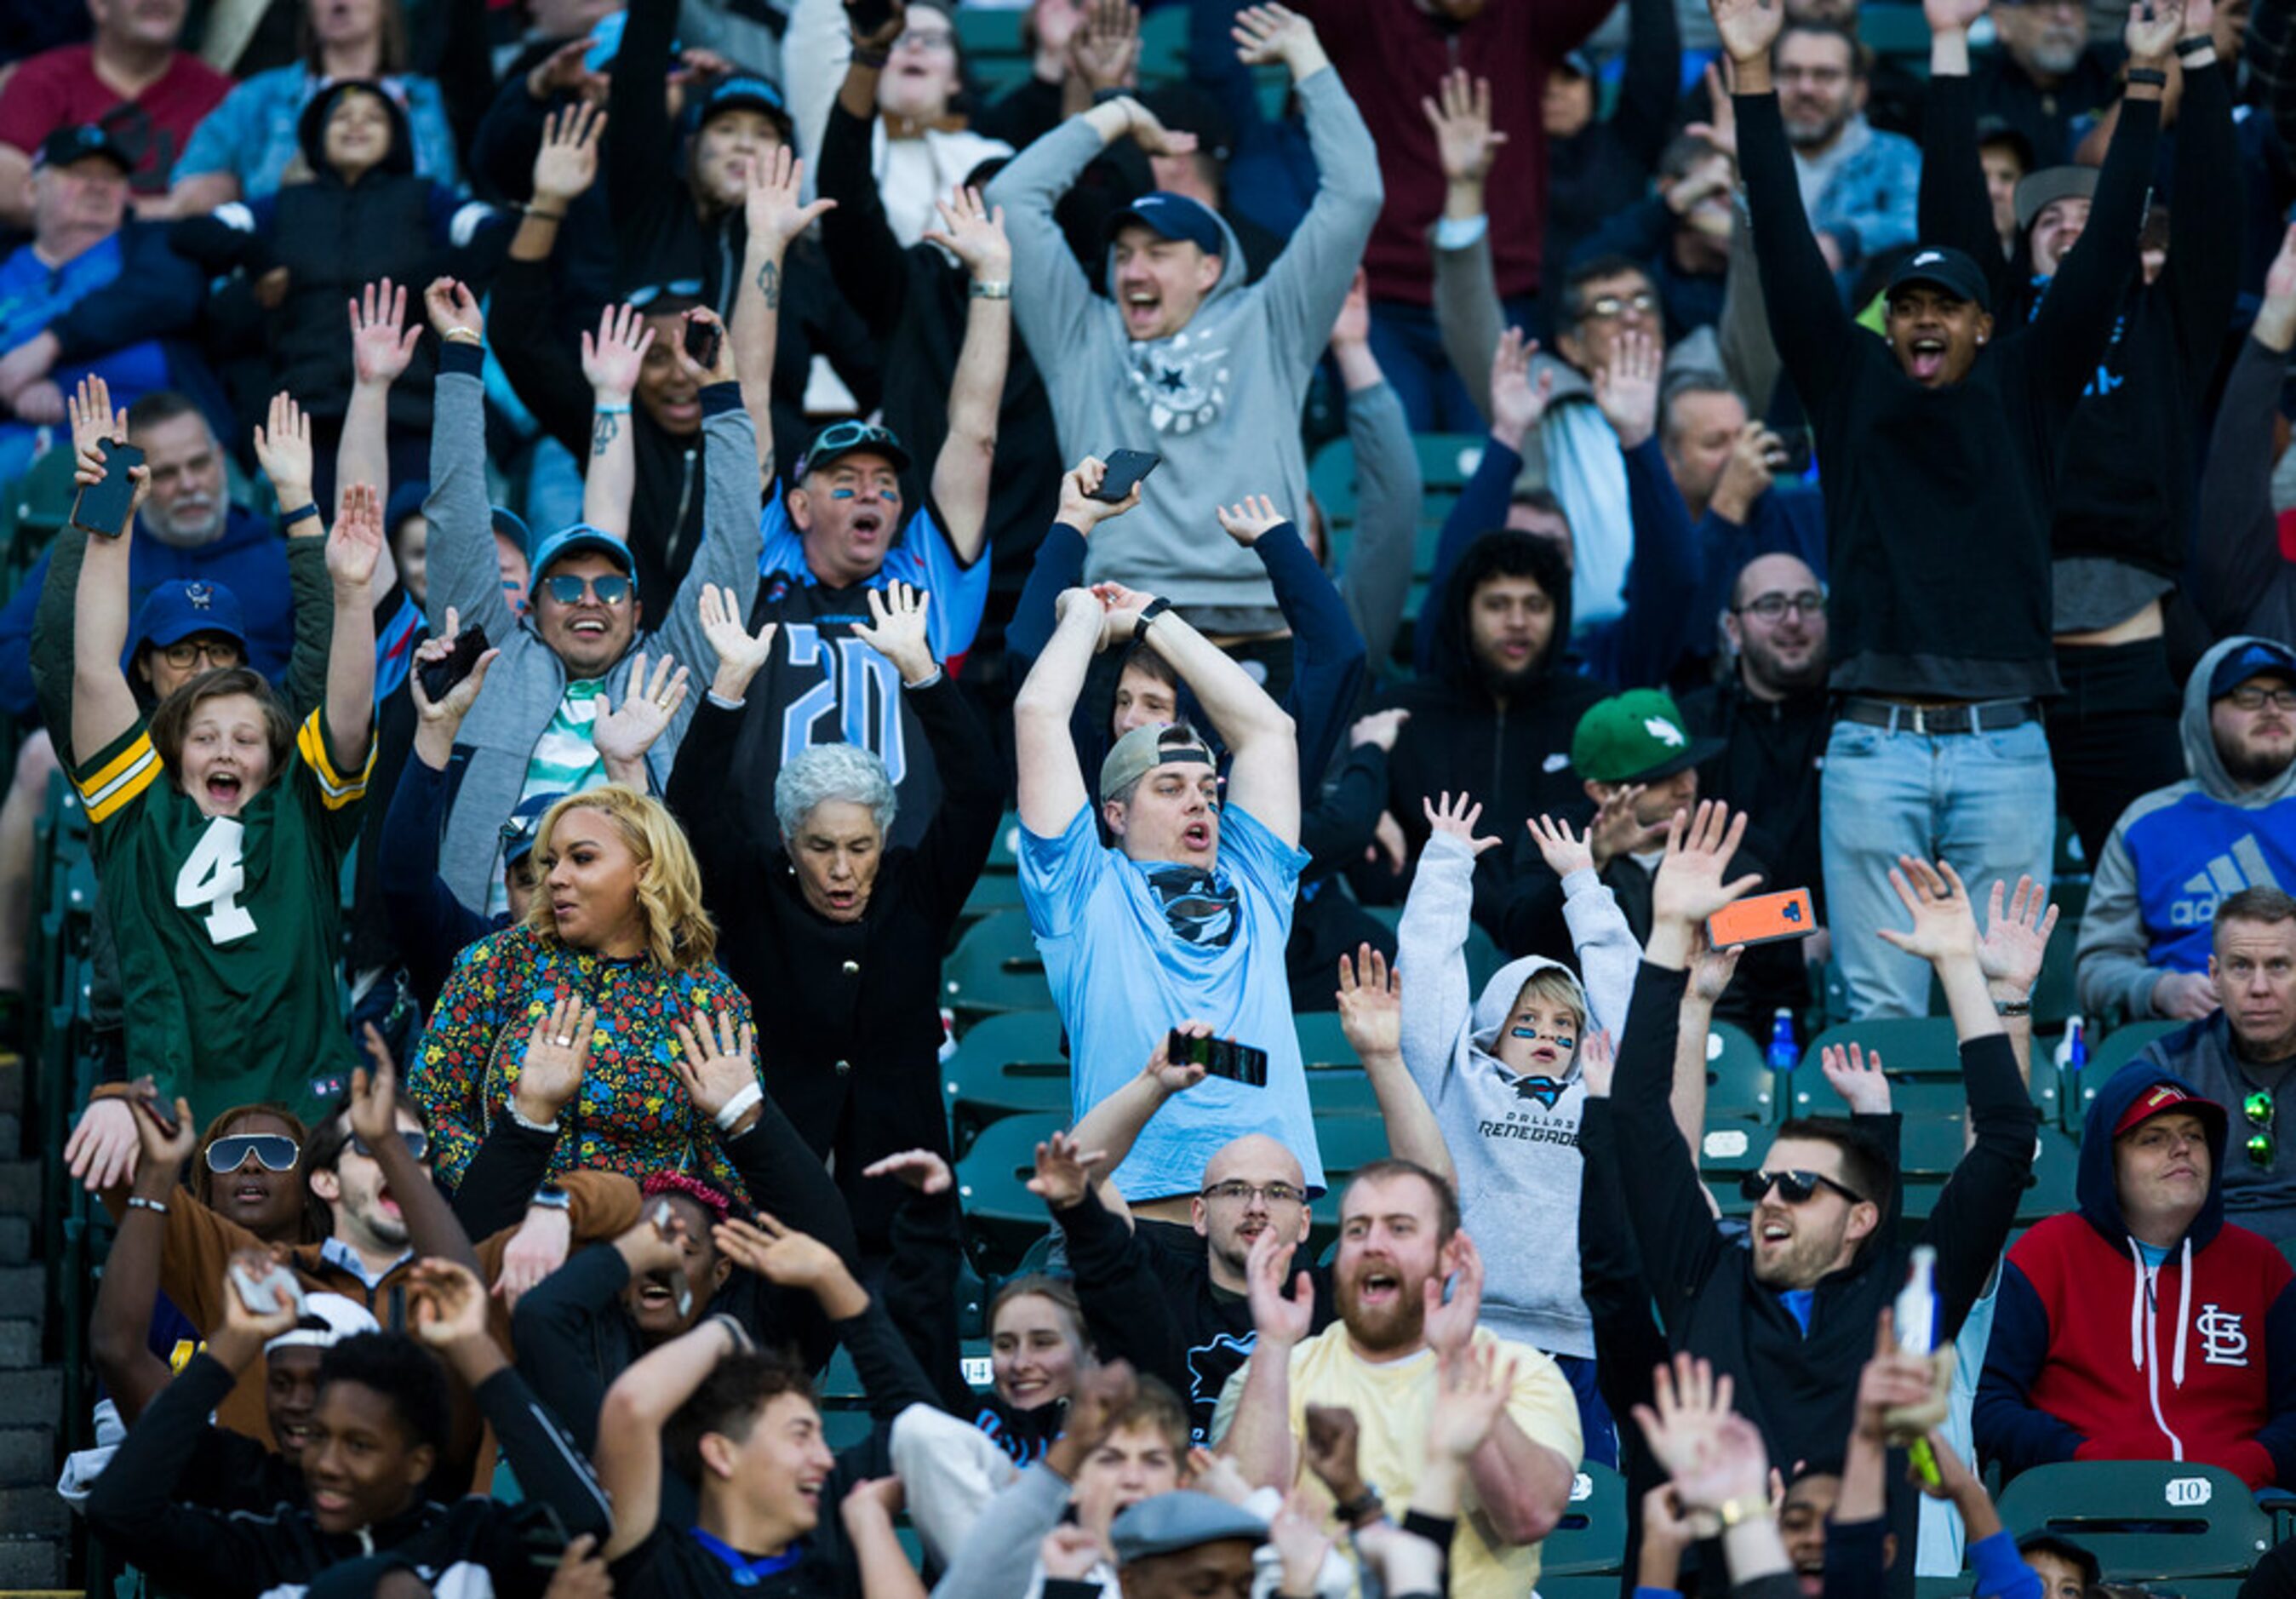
[1388,792,1638,1458]
[984,3,1380,633]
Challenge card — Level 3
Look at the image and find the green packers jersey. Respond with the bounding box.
[75,708,375,1130]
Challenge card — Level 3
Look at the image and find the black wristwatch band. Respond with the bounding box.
[1132,597,1173,645]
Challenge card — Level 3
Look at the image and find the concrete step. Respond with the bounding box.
[0,1118,22,1160]
[0,1368,60,1429]
[0,1218,28,1266]
[0,1428,54,1488]
[0,1165,37,1216]
[0,1323,38,1370]
[0,1536,66,1589]
[0,1490,65,1539]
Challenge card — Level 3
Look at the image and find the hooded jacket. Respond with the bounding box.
[2141,1015,2296,1246]
[1975,1061,2296,1487]
[2076,635,2296,1021]
[1395,830,1638,1356]
[986,67,1381,621]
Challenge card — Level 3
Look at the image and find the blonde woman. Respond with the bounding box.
[412,785,759,1195]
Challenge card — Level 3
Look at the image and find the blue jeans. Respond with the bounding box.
[1366,295,1540,433]
[1820,718,2055,1019]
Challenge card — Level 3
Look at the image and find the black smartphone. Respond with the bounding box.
[1774,427,1815,478]
[418,625,488,704]
[71,438,146,539]
[845,0,897,36]
[138,1090,179,1139]
[1089,449,1161,503]
[682,316,722,370]
[1169,1029,1268,1089]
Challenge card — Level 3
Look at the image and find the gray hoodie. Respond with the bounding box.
[2076,634,2296,1020]
[421,366,762,910]
[1397,831,1640,1357]
[986,69,1382,621]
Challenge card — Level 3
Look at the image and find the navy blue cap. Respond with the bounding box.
[1105,192,1225,257]
[129,580,248,656]
[1885,245,1992,315]
[499,790,563,868]
[2209,640,2296,700]
[35,124,132,174]
[528,522,635,587]
[701,75,793,139]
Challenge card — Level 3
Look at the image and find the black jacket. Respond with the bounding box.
[1541,0,1680,284]
[1679,673,1832,920]
[665,676,1002,1251]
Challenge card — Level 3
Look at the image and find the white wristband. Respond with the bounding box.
[507,1098,560,1133]
[715,1080,765,1132]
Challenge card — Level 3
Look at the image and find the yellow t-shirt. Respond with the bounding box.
[1211,1324,1583,1599]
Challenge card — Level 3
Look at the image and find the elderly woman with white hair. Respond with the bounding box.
[667,580,1002,1252]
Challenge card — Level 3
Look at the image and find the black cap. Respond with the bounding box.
[34,125,132,175]
[1885,246,1992,314]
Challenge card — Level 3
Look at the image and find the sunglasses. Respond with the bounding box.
[2247,1091,2275,1168]
[541,574,632,607]
[626,278,702,308]
[1738,1168,1865,1206]
[351,1129,431,1163]
[796,421,903,479]
[205,1133,300,1173]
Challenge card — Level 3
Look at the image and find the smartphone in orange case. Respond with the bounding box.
[1706,889,1817,949]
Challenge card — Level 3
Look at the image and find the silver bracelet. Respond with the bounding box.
[970,279,1011,301]
[127,1195,169,1215]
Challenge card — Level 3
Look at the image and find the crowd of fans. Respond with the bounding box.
[7,0,2296,1591]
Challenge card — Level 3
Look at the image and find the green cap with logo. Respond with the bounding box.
[1571,689,1726,784]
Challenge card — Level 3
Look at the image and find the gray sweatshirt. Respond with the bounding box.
[421,365,762,910]
[1397,832,1639,1358]
[987,68,1381,622]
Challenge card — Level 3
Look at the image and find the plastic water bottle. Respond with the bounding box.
[2054,1015,2088,1074]
[1766,1008,1799,1072]
[1896,1247,1944,1487]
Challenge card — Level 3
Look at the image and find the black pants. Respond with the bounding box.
[2047,636,2185,868]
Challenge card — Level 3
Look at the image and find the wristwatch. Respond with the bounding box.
[530,1183,570,1212]
[1715,1493,1773,1527]
[1133,596,1173,645]
[1332,1485,1384,1525]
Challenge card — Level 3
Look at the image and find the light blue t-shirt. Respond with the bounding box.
[174,68,460,200]
[1020,801,1322,1202]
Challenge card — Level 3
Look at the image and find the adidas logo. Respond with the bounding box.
[2170,835,2283,927]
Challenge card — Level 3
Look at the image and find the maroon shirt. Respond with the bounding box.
[1298,0,1612,307]
[0,46,232,197]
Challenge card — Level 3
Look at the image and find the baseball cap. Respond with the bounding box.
[794,419,912,483]
[1105,192,1225,257]
[701,75,794,141]
[499,791,563,868]
[1108,1492,1268,1566]
[34,125,133,174]
[527,522,636,587]
[2014,164,2098,232]
[2112,1080,2224,1141]
[1571,689,1724,785]
[1099,722,1216,804]
[265,1292,380,1354]
[1137,84,1234,164]
[129,580,249,656]
[1885,246,1992,315]
[2207,639,2296,701]
[1558,48,1597,78]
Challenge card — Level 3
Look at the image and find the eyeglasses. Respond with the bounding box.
[350,1129,430,1163]
[2227,685,2296,713]
[1582,291,1657,322]
[157,638,244,669]
[626,278,702,308]
[1738,1168,1864,1206]
[204,1133,300,1173]
[541,573,633,607]
[1200,1179,1306,1206]
[894,26,954,49]
[2247,1091,2275,1168]
[1735,591,1827,622]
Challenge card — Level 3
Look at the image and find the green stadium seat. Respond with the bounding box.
[982,811,1024,874]
[1295,1011,1359,1070]
[2066,1020,2181,1133]
[1704,1021,1779,1124]
[1995,1461,2272,1581]
[1541,1463,1628,1577]
[942,1010,1071,1149]
[959,870,1026,921]
[942,909,1051,1018]
[1307,1114,1393,1238]
[954,1111,1062,1274]
[1,444,80,585]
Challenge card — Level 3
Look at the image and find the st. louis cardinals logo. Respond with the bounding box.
[2197,1304,2250,1367]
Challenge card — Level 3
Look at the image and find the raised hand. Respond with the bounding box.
[673,307,736,386]
[1038,1525,1103,1581]
[712,1211,845,1292]
[860,1148,953,1194]
[668,1006,759,1122]
[920,185,1011,283]
[349,279,421,389]
[532,100,606,206]
[1710,421,1786,522]
[1632,1351,1739,1490]
[1028,1129,1108,1211]
[1685,60,1740,161]
[1588,782,1669,871]
[1301,1405,1363,1501]
[1924,0,1990,34]
[1688,928,1743,1007]
[1488,327,1553,450]
[424,277,484,344]
[524,37,604,105]
[1976,875,2058,1004]
[844,0,907,53]
[541,1536,612,1599]
[1875,856,1982,967]
[1215,494,1288,547]
[1420,67,1507,189]
[2125,0,2185,62]
[408,607,500,731]
[1335,943,1401,1059]
[1819,1041,1892,1115]
[1089,581,1157,648]
[1709,0,1786,64]
[1245,1221,1314,1347]
[1269,1488,1334,1596]
[66,372,124,460]
[250,390,314,509]
[327,482,385,592]
[1422,1231,1484,1359]
[745,144,836,257]
[1595,325,1663,450]
[1329,267,1371,351]
[495,1202,571,1309]
[1056,456,1142,529]
[1232,3,1322,73]
[1423,791,1502,857]
[1349,708,1409,751]
[1526,812,1596,879]
[406,1258,490,1346]
[1429,1338,1518,1462]
[1577,1028,1617,1095]
[1145,1024,1211,1096]
[696,582,778,696]
[581,301,655,403]
[66,1096,141,1191]
[591,650,691,773]
[850,581,936,685]
[218,1247,305,1350]
[1650,801,1761,932]
[129,1082,198,1172]
[1070,0,1140,89]
[515,993,595,1125]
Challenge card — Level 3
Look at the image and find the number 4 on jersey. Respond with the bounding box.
[176,816,257,943]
